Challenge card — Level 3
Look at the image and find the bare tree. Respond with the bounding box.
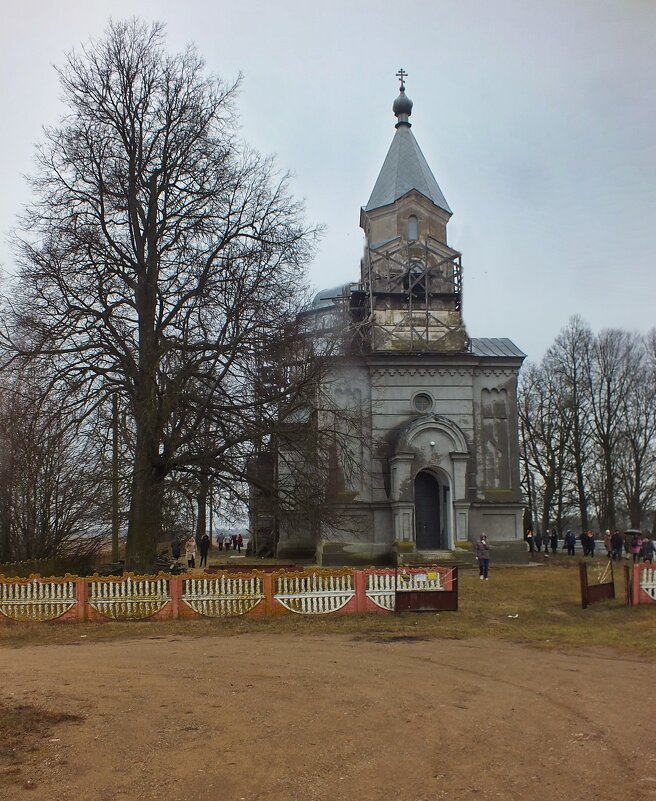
[546,316,593,531]
[518,362,573,534]
[0,364,108,563]
[2,20,318,571]
[616,334,656,529]
[520,321,656,536]
[585,329,642,529]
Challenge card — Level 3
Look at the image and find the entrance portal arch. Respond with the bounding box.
[390,414,469,549]
[414,469,449,549]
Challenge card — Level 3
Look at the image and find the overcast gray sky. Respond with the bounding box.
[1,0,654,361]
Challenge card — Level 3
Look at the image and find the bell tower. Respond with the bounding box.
[358,71,468,353]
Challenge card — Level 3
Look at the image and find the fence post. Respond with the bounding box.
[263,572,274,616]
[170,575,181,619]
[624,564,632,606]
[76,577,88,623]
[354,570,366,614]
[632,563,641,606]
[579,561,588,609]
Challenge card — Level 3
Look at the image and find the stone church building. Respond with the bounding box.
[254,76,525,564]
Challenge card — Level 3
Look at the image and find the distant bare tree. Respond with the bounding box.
[520,320,656,536]
[0,364,107,563]
[546,316,594,531]
[2,20,318,571]
[518,362,573,534]
[616,334,656,529]
[585,329,642,529]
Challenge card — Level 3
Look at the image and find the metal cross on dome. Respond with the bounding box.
[396,68,408,89]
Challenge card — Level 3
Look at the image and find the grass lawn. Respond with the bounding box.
[0,560,652,655]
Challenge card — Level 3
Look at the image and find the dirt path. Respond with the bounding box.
[1,634,654,800]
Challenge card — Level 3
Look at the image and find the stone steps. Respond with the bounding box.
[397,549,475,568]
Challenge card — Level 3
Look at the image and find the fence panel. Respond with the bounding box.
[0,576,78,622]
[181,573,265,618]
[273,569,356,615]
[633,563,656,605]
[87,574,171,621]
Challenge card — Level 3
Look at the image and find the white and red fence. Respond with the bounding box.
[0,566,457,624]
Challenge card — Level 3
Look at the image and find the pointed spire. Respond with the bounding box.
[364,72,451,214]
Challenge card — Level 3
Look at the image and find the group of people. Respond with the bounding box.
[170,531,244,569]
[475,527,655,581]
[216,532,244,553]
[179,534,210,569]
[524,529,560,555]
[524,528,655,563]
[602,530,654,563]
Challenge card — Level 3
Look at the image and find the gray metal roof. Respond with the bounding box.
[311,283,352,309]
[365,126,452,214]
[470,338,526,359]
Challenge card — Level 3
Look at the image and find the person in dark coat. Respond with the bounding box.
[535,531,543,553]
[610,530,624,561]
[475,533,491,580]
[549,529,558,554]
[564,530,576,556]
[171,538,181,560]
[199,533,210,568]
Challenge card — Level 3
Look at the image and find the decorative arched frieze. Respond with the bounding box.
[395,413,469,454]
[476,368,516,381]
[370,366,473,379]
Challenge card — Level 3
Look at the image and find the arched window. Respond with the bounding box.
[407,215,418,241]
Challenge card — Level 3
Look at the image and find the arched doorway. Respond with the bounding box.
[414,471,447,549]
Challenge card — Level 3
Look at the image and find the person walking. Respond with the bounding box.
[171,538,181,561]
[610,530,624,561]
[237,533,244,553]
[475,533,491,580]
[564,530,576,556]
[603,530,612,559]
[525,530,535,557]
[199,532,210,568]
[631,533,643,563]
[185,536,197,569]
[642,536,655,564]
[549,529,558,554]
[585,530,596,558]
[223,533,231,552]
[535,530,543,553]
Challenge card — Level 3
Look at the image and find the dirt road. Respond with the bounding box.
[1,633,654,800]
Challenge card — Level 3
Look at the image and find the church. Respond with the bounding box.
[253,73,526,565]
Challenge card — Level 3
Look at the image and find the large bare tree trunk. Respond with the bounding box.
[195,474,209,545]
[125,431,165,572]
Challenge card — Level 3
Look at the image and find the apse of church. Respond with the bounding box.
[260,71,526,565]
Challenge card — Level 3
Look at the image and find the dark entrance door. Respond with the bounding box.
[414,471,441,549]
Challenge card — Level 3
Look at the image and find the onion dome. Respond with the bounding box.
[393,86,413,125]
